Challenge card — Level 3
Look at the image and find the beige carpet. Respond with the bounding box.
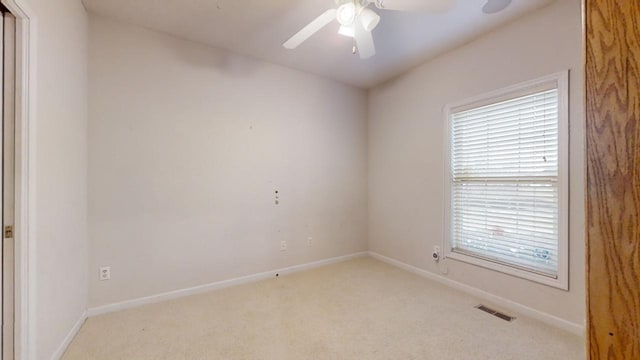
[63,257,584,359]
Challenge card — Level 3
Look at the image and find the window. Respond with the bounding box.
[444,72,569,289]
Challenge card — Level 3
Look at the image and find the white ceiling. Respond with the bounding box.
[82,0,554,88]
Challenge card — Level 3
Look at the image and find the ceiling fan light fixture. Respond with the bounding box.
[337,3,357,25]
[359,8,380,32]
[338,25,355,38]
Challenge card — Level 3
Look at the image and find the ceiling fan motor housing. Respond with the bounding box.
[336,0,380,30]
[337,2,357,25]
[335,0,373,6]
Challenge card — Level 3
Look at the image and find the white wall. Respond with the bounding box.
[88,16,368,308]
[368,0,584,325]
[26,0,89,359]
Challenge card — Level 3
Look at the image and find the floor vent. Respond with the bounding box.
[475,305,516,322]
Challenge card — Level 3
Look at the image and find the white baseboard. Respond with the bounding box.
[50,310,87,360]
[88,251,368,317]
[87,251,583,336]
[368,251,585,336]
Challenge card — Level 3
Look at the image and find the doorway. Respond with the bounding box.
[0,7,15,360]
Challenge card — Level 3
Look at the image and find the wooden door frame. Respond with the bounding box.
[0,1,33,359]
[585,0,640,359]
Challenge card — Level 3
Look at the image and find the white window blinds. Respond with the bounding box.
[449,87,559,277]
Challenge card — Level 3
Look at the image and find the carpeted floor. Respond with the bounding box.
[62,257,584,359]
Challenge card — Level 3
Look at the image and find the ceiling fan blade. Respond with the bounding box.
[482,0,512,14]
[354,21,375,59]
[283,9,337,49]
[375,0,454,12]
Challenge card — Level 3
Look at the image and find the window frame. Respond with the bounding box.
[443,72,570,290]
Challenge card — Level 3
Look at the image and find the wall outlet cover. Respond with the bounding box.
[100,266,111,281]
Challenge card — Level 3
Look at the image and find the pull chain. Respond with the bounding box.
[352,0,358,55]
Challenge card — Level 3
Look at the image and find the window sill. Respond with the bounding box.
[444,250,569,290]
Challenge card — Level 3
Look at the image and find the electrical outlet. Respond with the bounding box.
[307,237,313,246]
[99,266,111,281]
[280,241,287,251]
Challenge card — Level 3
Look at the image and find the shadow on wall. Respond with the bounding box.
[158,37,264,76]
[154,0,325,77]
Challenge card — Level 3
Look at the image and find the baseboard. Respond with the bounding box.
[368,251,585,336]
[50,310,87,360]
[88,251,368,317]
[86,251,583,336]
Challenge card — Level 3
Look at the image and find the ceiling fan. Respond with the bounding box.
[283,0,513,59]
[283,0,455,59]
